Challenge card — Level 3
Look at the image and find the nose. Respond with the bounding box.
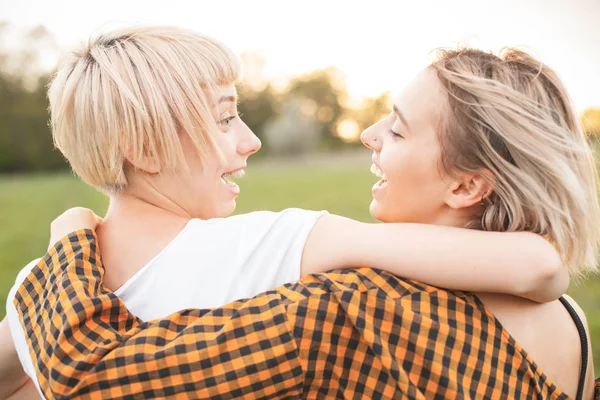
[238,120,262,156]
[360,123,381,151]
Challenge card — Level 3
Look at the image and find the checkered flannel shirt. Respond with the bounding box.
[14,230,593,399]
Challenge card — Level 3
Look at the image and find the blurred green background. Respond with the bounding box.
[1,161,599,371]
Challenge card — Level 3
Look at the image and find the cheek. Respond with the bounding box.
[176,149,220,200]
[379,144,443,218]
[382,145,424,190]
[213,131,238,160]
[390,140,440,184]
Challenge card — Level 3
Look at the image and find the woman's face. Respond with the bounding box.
[143,85,261,219]
[361,69,458,225]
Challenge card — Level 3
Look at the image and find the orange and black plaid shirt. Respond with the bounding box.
[13,230,594,399]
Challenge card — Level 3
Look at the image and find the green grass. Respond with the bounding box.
[1,165,599,373]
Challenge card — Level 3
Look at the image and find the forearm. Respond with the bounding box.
[14,231,303,398]
[302,215,566,302]
[365,224,566,302]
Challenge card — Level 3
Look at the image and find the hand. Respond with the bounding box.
[49,207,103,250]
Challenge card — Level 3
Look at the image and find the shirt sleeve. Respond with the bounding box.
[237,208,328,285]
[199,208,327,290]
[5,258,43,389]
[13,230,305,399]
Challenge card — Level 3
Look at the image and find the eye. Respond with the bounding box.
[219,113,238,129]
[388,129,404,139]
[220,116,235,126]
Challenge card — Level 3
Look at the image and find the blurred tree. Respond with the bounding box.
[582,107,600,136]
[236,53,282,156]
[237,83,281,156]
[0,22,66,173]
[262,96,321,155]
[286,67,349,149]
[352,92,393,132]
[0,23,58,90]
[335,91,394,145]
[9,28,596,171]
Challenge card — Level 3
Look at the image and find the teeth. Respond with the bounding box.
[222,168,245,179]
[221,168,245,186]
[221,176,237,187]
[229,169,245,178]
[370,163,386,180]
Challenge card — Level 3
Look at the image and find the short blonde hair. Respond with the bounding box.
[430,48,600,276]
[48,25,241,194]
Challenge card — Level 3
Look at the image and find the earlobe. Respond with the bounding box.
[120,144,161,174]
[445,182,477,209]
[445,173,494,210]
[133,156,161,174]
[480,191,487,207]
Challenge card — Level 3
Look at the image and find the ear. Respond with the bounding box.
[120,144,161,174]
[444,170,495,210]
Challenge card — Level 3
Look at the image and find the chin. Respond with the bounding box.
[370,199,408,223]
[221,199,237,218]
[206,200,236,219]
[369,200,387,222]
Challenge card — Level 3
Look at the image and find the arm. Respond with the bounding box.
[301,214,567,303]
[20,229,485,399]
[0,318,30,399]
[45,208,566,303]
[15,230,305,399]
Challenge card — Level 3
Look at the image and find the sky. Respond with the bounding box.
[1,0,599,111]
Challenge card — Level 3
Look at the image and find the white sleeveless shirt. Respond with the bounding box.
[6,208,327,397]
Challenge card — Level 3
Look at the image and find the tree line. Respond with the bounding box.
[0,23,598,174]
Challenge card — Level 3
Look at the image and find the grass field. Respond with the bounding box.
[1,161,599,372]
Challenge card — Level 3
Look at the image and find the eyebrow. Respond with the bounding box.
[393,105,411,132]
[219,96,237,104]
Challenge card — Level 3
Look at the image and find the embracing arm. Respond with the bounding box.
[301,214,567,303]
[15,230,305,399]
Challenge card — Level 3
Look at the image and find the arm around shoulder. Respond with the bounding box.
[301,214,568,302]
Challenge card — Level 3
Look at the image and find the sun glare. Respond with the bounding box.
[336,119,361,142]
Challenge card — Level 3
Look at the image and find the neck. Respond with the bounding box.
[121,174,192,219]
[430,205,479,229]
[98,193,191,291]
[103,194,188,226]
[101,192,191,254]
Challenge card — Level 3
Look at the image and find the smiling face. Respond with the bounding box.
[361,47,600,271]
[129,84,262,219]
[185,84,262,218]
[361,69,470,226]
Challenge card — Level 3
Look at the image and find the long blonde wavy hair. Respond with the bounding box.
[430,48,600,276]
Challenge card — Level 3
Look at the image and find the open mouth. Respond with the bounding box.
[221,168,245,187]
[370,163,387,186]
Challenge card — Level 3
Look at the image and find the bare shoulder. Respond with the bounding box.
[560,294,589,328]
[477,293,593,398]
[559,294,596,400]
